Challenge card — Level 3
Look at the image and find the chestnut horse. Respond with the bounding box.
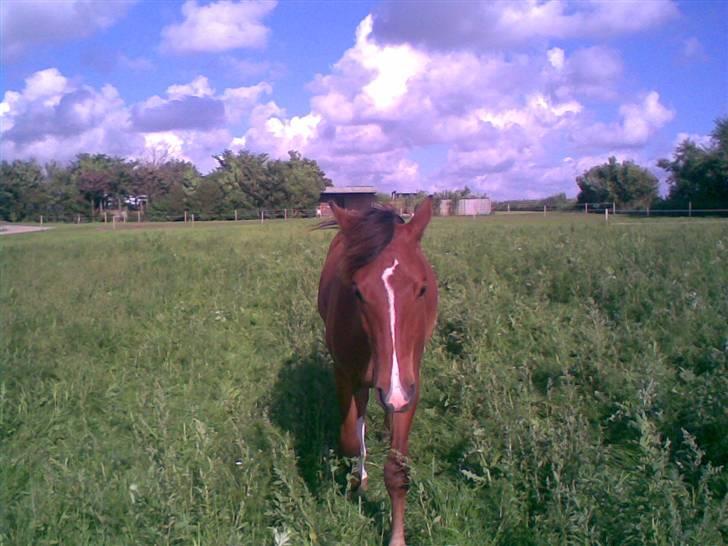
[317,198,438,546]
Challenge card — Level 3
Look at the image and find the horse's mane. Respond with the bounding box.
[319,206,405,278]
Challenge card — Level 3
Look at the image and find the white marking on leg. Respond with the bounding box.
[354,416,367,481]
[382,259,407,410]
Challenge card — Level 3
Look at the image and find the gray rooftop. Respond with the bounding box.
[321,186,377,194]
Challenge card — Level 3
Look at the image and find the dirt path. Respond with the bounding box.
[0,224,52,235]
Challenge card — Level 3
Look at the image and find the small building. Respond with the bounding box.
[319,186,377,215]
[439,198,492,216]
[390,191,421,216]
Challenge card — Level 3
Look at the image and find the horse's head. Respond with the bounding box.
[332,198,437,413]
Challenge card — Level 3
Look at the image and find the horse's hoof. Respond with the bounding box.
[348,474,368,495]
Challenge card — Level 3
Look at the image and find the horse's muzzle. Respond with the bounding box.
[377,383,417,413]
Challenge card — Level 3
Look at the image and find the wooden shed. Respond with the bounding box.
[318,186,377,215]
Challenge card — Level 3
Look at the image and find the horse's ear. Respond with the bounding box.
[330,201,357,232]
[405,196,433,242]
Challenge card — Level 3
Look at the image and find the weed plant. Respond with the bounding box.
[1,216,726,545]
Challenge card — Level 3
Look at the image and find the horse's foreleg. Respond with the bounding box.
[385,403,417,546]
[335,373,359,458]
[352,387,370,491]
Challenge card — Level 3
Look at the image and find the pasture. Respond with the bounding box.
[1,214,726,545]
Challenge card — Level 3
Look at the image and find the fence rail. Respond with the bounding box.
[29,207,321,225]
[18,203,728,225]
[493,202,728,218]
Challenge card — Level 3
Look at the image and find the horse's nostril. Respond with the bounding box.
[376,387,387,406]
[406,382,417,400]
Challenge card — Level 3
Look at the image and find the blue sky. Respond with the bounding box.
[1,0,726,199]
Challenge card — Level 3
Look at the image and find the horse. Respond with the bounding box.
[317,197,438,546]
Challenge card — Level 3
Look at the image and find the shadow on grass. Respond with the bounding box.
[269,346,340,497]
[269,346,391,543]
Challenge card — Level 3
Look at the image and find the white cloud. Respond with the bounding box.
[160,0,277,54]
[0,69,272,172]
[547,46,623,100]
[372,0,679,51]
[22,68,70,103]
[680,37,708,62]
[167,76,216,99]
[232,14,599,194]
[577,91,675,149]
[674,132,712,148]
[548,47,565,70]
[0,0,134,62]
[1,70,139,163]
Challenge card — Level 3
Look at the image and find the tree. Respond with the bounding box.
[45,161,86,219]
[576,157,658,208]
[208,149,331,213]
[71,154,134,216]
[657,117,728,209]
[191,178,226,219]
[0,159,47,221]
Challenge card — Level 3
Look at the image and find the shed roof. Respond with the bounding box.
[321,186,377,195]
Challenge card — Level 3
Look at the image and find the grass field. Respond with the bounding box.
[2,214,727,545]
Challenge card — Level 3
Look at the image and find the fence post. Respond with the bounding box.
[647,206,650,217]
[137,210,141,222]
[235,209,238,221]
[543,205,546,216]
[507,204,510,213]
[613,202,616,215]
[605,208,609,224]
[284,208,287,220]
[104,211,108,223]
[585,203,588,214]
[112,216,116,230]
[191,213,195,225]
[77,214,81,224]
[260,209,264,223]
[184,210,188,223]
[689,201,692,217]
[40,215,43,225]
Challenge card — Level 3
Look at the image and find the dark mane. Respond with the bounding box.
[321,206,405,277]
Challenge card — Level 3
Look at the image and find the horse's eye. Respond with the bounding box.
[418,285,427,298]
[354,286,365,302]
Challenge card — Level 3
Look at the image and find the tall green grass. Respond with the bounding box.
[2,216,726,545]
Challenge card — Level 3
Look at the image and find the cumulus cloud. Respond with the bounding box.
[160,0,277,54]
[236,15,590,193]
[0,69,272,170]
[0,0,134,62]
[372,0,679,51]
[545,46,624,100]
[1,68,140,163]
[132,96,226,132]
[577,91,675,149]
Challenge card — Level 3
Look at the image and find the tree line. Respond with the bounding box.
[0,150,332,222]
[1,118,725,222]
[576,117,728,210]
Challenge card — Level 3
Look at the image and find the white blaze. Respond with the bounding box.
[382,259,407,409]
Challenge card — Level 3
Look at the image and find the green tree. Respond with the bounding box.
[657,117,728,208]
[45,161,86,219]
[71,154,134,217]
[577,157,658,208]
[209,149,331,213]
[134,158,201,218]
[191,177,226,219]
[0,159,47,221]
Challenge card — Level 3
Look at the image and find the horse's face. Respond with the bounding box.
[348,202,435,413]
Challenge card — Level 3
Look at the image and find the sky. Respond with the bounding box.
[1,0,726,199]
